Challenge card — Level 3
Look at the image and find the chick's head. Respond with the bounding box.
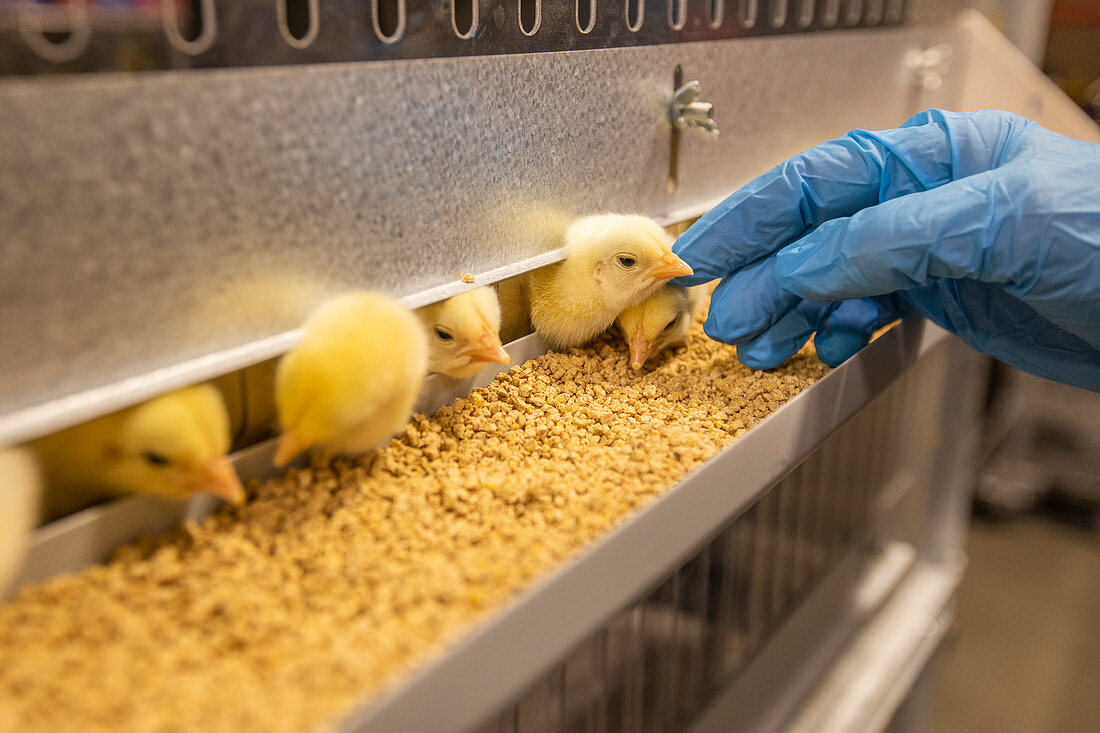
[616,285,696,370]
[419,287,510,380]
[565,214,693,314]
[274,291,428,466]
[104,385,244,504]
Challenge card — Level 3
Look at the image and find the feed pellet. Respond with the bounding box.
[0,307,828,732]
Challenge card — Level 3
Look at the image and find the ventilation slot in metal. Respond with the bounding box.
[519,0,541,36]
[452,0,478,38]
[708,0,725,28]
[163,0,217,55]
[372,0,406,43]
[741,0,758,29]
[18,0,92,63]
[625,0,644,32]
[797,0,816,27]
[771,0,789,27]
[577,0,596,34]
[669,0,687,30]
[278,0,320,48]
[865,0,884,24]
[845,0,864,25]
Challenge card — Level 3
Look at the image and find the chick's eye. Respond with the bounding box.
[434,327,454,342]
[142,451,171,467]
[663,315,681,332]
[616,255,637,269]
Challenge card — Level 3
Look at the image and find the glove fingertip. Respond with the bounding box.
[735,348,787,371]
[814,331,867,367]
[703,295,774,345]
[702,314,736,345]
[736,333,811,370]
[671,274,712,288]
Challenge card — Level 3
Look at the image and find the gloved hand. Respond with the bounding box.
[673,109,1100,392]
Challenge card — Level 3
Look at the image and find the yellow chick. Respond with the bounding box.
[274,291,428,466]
[529,214,694,349]
[417,287,510,379]
[0,447,40,592]
[31,384,244,523]
[615,284,706,369]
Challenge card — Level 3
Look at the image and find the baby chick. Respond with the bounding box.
[0,447,40,592]
[274,291,428,466]
[615,284,705,369]
[31,384,244,522]
[417,287,510,379]
[529,214,693,349]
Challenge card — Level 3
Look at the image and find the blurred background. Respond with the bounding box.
[924,11,1100,732]
[971,0,1100,120]
[934,361,1100,733]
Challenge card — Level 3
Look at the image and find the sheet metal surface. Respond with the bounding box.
[0,23,961,444]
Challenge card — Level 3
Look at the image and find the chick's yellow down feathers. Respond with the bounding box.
[616,284,705,369]
[31,384,244,523]
[274,291,428,466]
[418,287,510,380]
[529,214,693,349]
[0,447,40,592]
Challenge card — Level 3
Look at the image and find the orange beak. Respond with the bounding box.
[199,457,246,505]
[628,330,654,370]
[463,333,511,365]
[273,428,309,468]
[646,252,693,284]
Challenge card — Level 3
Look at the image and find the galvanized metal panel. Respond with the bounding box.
[0,23,963,445]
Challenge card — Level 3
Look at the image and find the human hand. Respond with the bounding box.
[673,109,1100,391]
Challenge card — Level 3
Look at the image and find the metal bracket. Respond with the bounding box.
[670,80,719,140]
[668,69,718,194]
[906,43,953,91]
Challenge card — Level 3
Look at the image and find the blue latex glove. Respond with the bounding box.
[673,109,1100,392]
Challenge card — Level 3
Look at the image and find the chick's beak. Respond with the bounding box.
[628,330,654,371]
[199,457,246,505]
[463,333,511,365]
[647,253,693,284]
[273,428,308,468]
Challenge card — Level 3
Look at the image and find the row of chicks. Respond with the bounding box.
[0,213,701,591]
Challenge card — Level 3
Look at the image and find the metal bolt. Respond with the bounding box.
[906,43,953,92]
[670,80,719,140]
[916,614,940,639]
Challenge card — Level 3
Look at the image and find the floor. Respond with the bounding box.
[932,510,1100,733]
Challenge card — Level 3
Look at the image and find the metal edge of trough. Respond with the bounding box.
[339,318,946,733]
